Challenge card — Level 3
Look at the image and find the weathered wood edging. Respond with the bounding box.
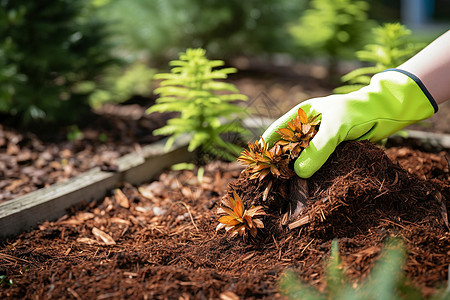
[0,136,193,239]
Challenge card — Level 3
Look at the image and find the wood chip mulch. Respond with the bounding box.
[0,104,167,203]
[0,141,449,299]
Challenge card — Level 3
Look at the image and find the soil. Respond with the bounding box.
[1,141,449,299]
[1,62,449,299]
[0,104,167,203]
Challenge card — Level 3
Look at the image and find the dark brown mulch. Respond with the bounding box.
[0,104,167,203]
[0,141,448,299]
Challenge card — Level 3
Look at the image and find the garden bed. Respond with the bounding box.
[0,104,168,203]
[1,62,449,298]
[0,140,448,299]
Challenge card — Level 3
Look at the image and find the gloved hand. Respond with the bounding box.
[262,69,438,178]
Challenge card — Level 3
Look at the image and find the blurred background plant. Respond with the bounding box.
[95,0,304,63]
[334,23,425,94]
[0,0,448,127]
[76,62,156,109]
[0,0,118,125]
[289,0,376,78]
[280,238,450,300]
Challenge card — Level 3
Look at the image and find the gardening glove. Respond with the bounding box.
[262,69,439,178]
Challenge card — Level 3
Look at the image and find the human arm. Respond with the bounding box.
[398,30,450,104]
[262,30,450,178]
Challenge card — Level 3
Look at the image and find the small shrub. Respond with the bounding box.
[335,23,424,94]
[289,0,374,77]
[280,239,449,300]
[147,48,248,161]
[0,0,116,125]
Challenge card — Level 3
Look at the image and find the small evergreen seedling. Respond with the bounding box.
[147,48,248,161]
[335,23,424,94]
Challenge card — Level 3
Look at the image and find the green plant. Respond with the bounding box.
[289,0,374,77]
[280,239,449,300]
[66,125,84,141]
[0,0,116,125]
[76,61,156,109]
[96,0,302,63]
[147,48,248,161]
[335,23,424,94]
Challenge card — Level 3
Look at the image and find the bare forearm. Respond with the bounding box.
[398,30,450,104]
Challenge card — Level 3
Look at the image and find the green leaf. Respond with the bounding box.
[188,132,210,152]
[340,66,382,83]
[279,270,324,300]
[325,240,347,296]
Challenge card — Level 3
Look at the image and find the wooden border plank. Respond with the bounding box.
[0,137,193,239]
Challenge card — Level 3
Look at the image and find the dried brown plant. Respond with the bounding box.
[216,192,266,239]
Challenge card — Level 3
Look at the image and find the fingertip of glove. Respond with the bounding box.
[294,149,316,178]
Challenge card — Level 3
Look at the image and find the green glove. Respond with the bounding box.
[262,69,438,178]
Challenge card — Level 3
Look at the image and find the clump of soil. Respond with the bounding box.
[306,141,448,238]
[0,142,449,299]
[229,141,449,239]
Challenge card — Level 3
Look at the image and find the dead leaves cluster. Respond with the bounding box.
[237,138,293,181]
[216,192,266,239]
[218,108,320,239]
[237,108,320,182]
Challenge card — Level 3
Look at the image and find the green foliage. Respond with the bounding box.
[147,48,248,161]
[335,23,424,94]
[0,0,116,125]
[76,62,156,109]
[289,0,374,75]
[96,0,302,63]
[280,239,449,300]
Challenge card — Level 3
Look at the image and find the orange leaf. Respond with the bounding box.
[221,196,233,209]
[218,215,241,226]
[221,207,239,219]
[232,192,244,218]
[277,128,294,138]
[309,113,321,125]
[297,108,308,124]
[287,121,296,132]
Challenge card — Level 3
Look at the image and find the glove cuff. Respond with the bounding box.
[383,68,439,113]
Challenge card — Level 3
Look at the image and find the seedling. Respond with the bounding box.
[147,48,248,161]
[216,191,266,239]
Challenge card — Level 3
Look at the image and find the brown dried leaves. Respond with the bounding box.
[237,108,320,182]
[220,108,320,239]
[216,192,266,239]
